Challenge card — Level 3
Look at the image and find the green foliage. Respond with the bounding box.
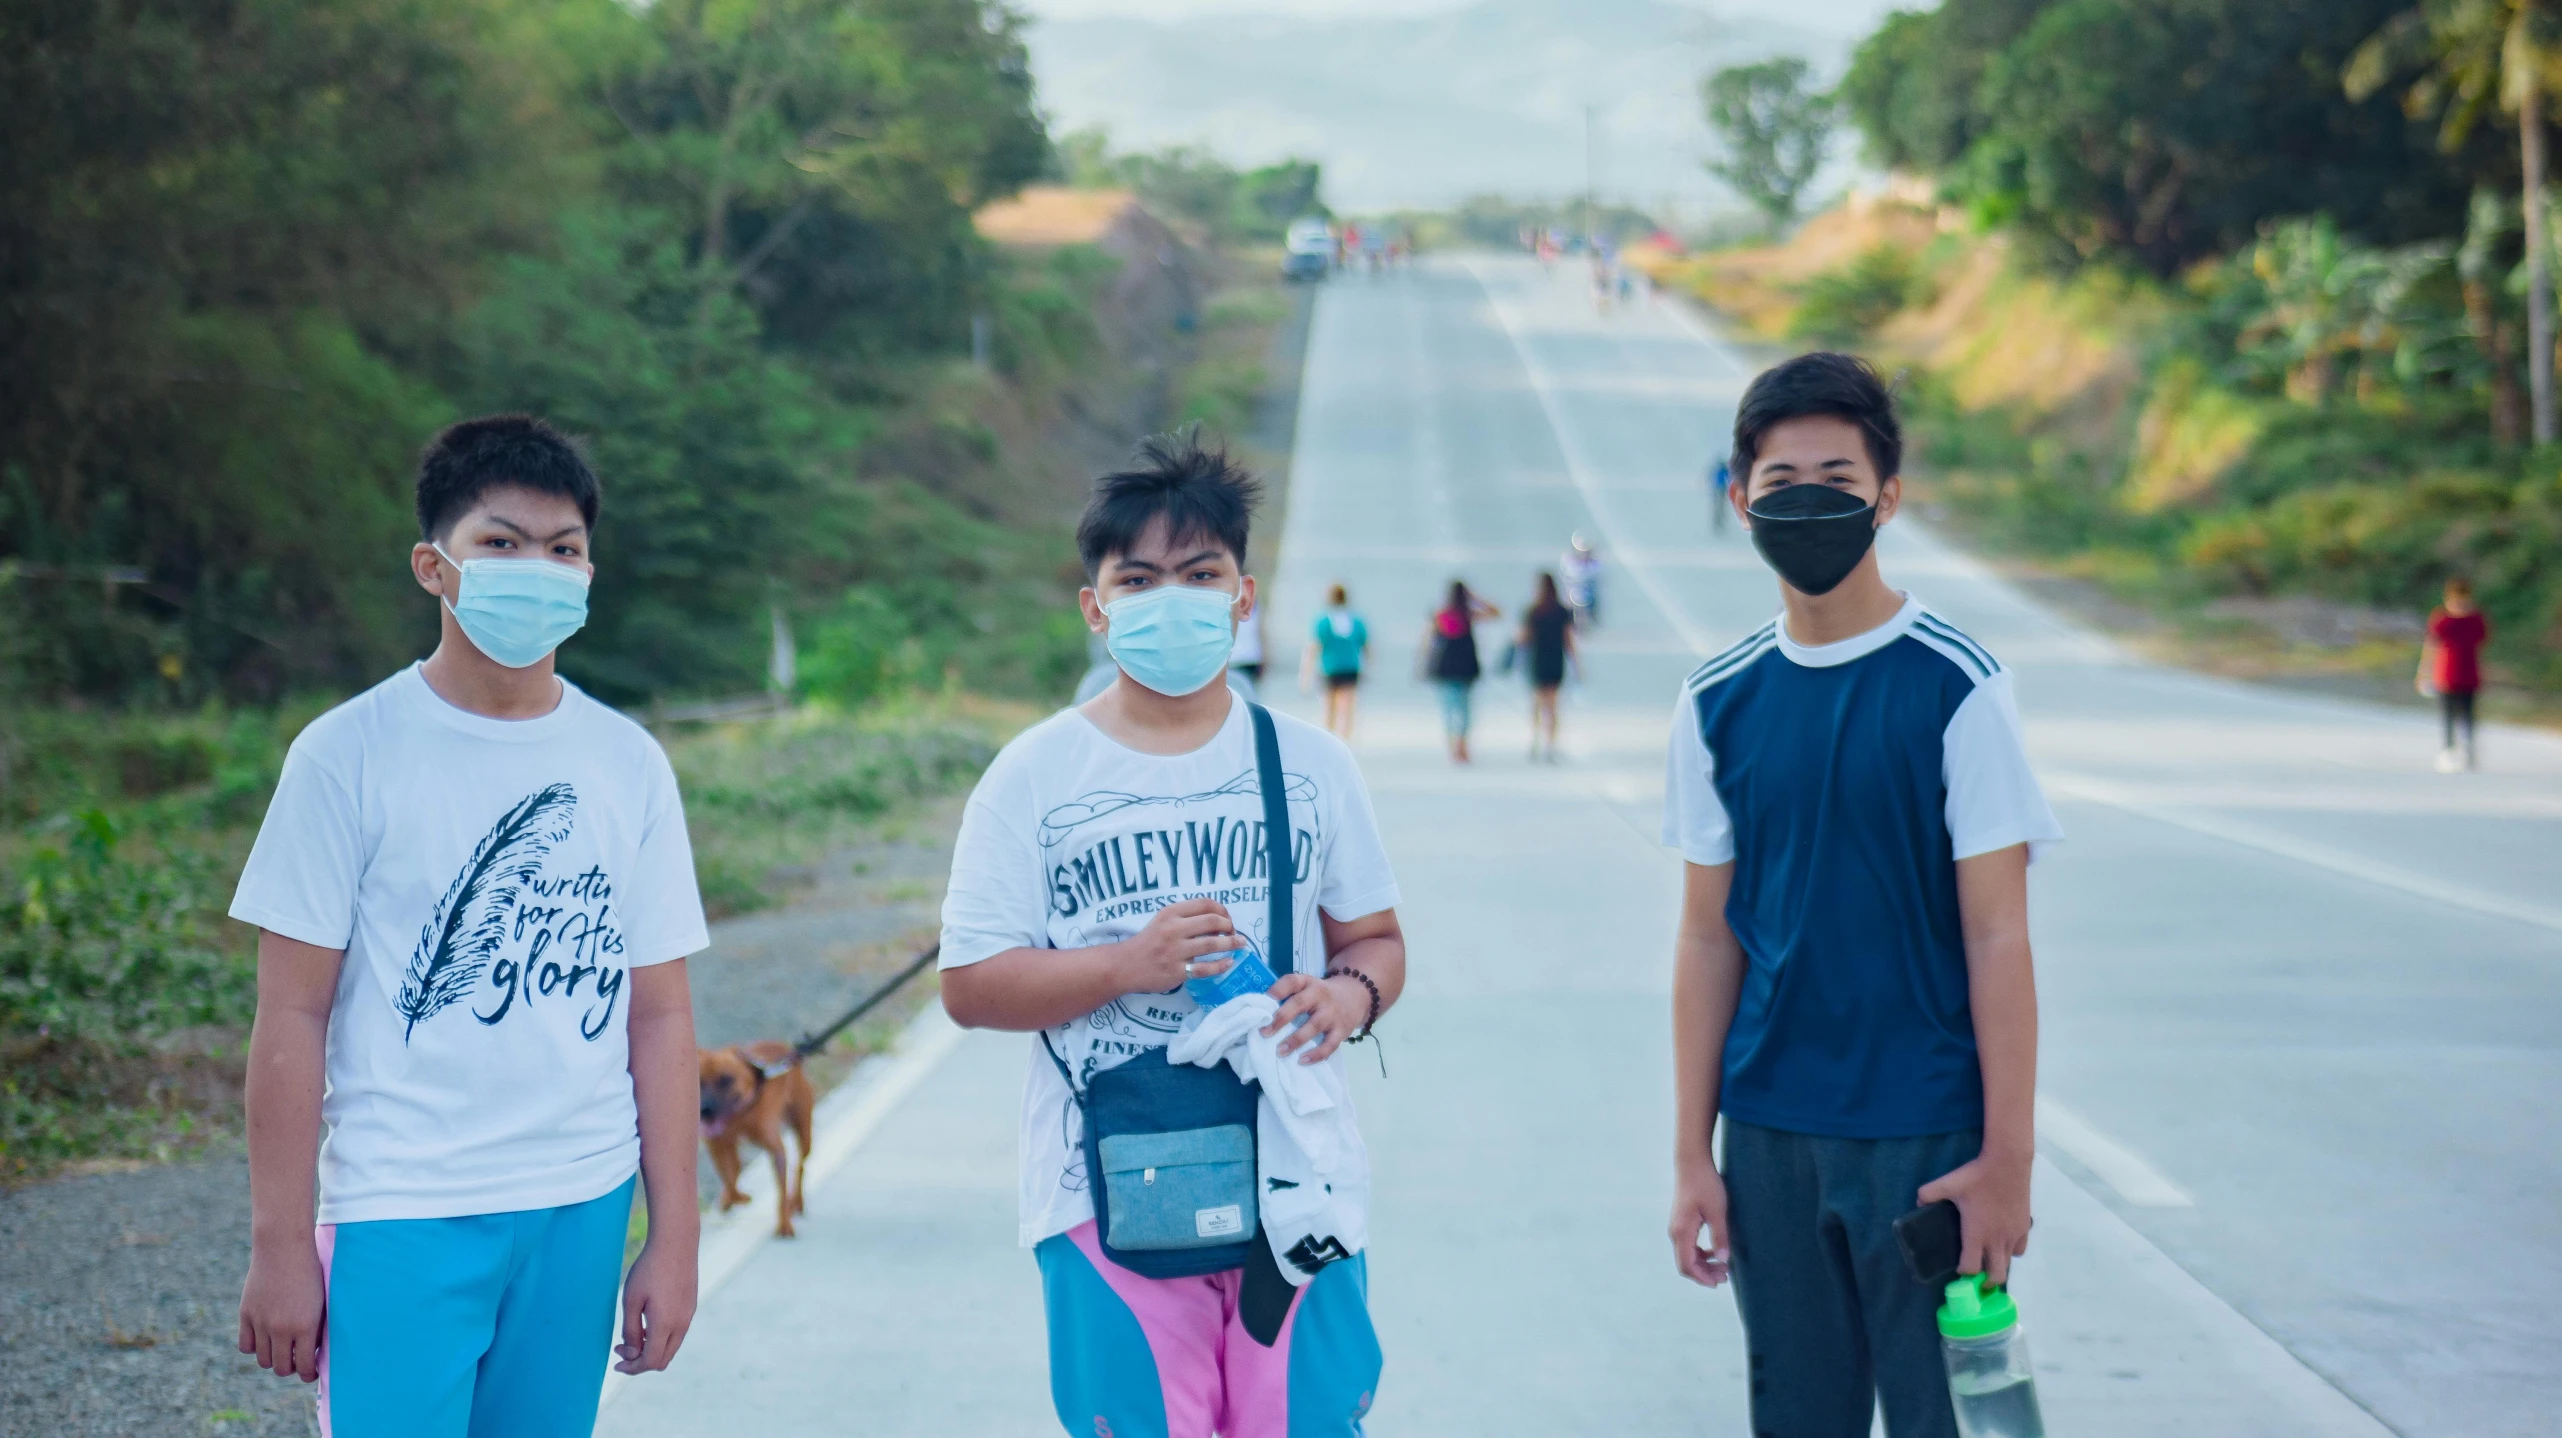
[2,0,1067,708]
[1790,247,1933,344]
[1701,57,1837,230]
[1431,196,1662,249]
[1844,0,2485,273]
[1056,129,1329,244]
[1,811,251,1047]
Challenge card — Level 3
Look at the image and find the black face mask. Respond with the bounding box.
[1746,484,1878,596]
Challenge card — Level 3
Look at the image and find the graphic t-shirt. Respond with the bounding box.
[2428,608,2489,694]
[1312,610,1368,676]
[1660,597,2062,1138]
[229,664,708,1224]
[939,697,1401,1246]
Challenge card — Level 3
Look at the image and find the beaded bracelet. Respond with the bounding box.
[1324,967,1383,1043]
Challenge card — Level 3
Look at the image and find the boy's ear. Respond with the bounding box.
[1078,587,1108,635]
[411,542,449,597]
[1874,474,1903,526]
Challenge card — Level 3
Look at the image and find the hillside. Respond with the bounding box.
[1024,0,1863,212]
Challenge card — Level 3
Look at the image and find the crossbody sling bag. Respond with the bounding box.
[1042,701,1295,1279]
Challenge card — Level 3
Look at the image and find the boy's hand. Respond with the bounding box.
[1919,1148,2034,1287]
[237,1237,326,1382]
[614,1235,697,1375]
[1118,897,1241,991]
[1667,1154,1732,1288]
[1262,972,1366,1062]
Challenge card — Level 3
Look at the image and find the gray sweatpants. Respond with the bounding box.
[1722,1119,1983,1438]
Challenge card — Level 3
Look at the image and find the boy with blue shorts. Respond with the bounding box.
[1663,355,2062,1436]
[231,416,706,1435]
[940,434,1406,1437]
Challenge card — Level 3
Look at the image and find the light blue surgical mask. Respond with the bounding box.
[1103,584,1238,696]
[433,544,591,669]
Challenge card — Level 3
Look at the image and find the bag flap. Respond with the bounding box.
[1098,1124,1254,1176]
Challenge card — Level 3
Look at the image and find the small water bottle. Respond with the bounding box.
[1937,1275,2046,1438]
[1183,948,1278,1008]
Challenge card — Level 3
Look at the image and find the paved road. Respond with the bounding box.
[600,257,2562,1436]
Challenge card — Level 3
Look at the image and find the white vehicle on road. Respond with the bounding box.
[1282,216,1333,281]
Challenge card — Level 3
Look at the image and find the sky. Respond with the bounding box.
[1013,0,1904,214]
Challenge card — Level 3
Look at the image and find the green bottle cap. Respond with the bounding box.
[1936,1274,2021,1340]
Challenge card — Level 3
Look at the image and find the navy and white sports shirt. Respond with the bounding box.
[1661,596,2062,1138]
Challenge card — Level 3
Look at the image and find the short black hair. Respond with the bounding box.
[1731,352,1902,483]
[414,414,601,542]
[1076,430,1261,580]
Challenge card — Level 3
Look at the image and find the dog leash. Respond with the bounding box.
[789,942,941,1062]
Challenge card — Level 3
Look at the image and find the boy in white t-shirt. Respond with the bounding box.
[940,433,1406,1438]
[230,416,707,1435]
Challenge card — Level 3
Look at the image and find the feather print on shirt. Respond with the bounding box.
[395,783,579,1041]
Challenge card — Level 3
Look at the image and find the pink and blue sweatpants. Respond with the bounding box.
[1036,1222,1381,1438]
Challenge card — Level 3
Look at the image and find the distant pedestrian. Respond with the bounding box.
[1665,354,2061,1437]
[1561,534,1603,628]
[1710,459,1732,535]
[1423,580,1499,764]
[1518,573,1580,762]
[2421,576,2490,772]
[1303,582,1370,740]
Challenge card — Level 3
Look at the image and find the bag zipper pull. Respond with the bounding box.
[1143,1167,1157,1185]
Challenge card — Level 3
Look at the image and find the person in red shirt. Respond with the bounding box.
[2421,577,2491,771]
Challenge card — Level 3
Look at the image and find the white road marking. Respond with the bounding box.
[2047,771,2562,935]
[1463,257,1720,659]
[594,1002,966,1414]
[2036,1094,2197,1208]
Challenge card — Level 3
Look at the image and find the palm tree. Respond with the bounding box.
[2349,0,2562,443]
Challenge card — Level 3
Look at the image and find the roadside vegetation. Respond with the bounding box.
[1663,0,2561,703]
[1,5,1320,1182]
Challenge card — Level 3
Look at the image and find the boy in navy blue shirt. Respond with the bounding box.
[1662,354,2060,1436]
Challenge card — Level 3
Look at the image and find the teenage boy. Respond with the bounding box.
[1662,354,2062,1436]
[231,416,705,1436]
[941,434,1405,1438]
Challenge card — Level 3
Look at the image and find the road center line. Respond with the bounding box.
[1461,257,1718,659]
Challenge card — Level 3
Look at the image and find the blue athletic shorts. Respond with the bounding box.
[315,1176,633,1438]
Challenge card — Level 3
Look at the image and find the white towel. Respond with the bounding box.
[1167,994,1369,1285]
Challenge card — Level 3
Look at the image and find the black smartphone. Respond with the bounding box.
[1893,1199,1963,1287]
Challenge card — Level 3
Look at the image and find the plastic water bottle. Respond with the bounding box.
[1183,949,1278,1009]
[1938,1275,2046,1438]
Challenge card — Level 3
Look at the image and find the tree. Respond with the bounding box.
[1702,58,1836,230]
[1842,1,2481,275]
[2349,0,2562,442]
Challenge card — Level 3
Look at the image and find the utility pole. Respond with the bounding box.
[1583,104,1599,251]
[2527,28,2557,444]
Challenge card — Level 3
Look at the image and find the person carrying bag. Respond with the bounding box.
[938,435,1407,1438]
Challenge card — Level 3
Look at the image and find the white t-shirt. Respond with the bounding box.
[229,664,708,1224]
[939,696,1400,1246]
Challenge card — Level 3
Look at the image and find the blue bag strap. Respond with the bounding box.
[1249,701,1294,977]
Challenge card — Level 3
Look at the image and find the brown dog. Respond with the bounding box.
[697,1041,815,1237]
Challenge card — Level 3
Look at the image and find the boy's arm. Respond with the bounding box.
[1266,907,1404,1063]
[616,958,699,1375]
[1920,842,2037,1286]
[237,930,343,1382]
[942,897,1243,1031]
[1669,861,1744,1288]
